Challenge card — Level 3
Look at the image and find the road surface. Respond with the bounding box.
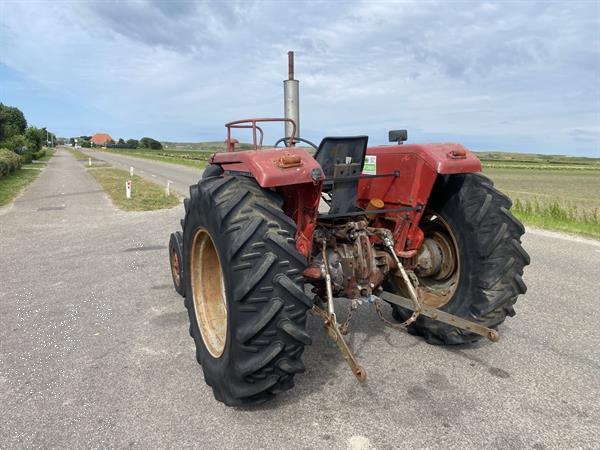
[84,149,203,195]
[1,149,598,448]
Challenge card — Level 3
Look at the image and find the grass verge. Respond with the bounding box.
[88,167,180,211]
[512,198,600,239]
[0,168,43,207]
[70,148,98,161]
[105,148,209,169]
[37,148,56,162]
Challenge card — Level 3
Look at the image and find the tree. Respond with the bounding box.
[25,127,44,152]
[0,103,27,141]
[118,138,125,145]
[2,134,27,153]
[139,137,162,150]
[126,139,139,148]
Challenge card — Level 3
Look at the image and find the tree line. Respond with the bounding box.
[1,103,164,153]
[71,136,162,150]
[0,103,57,154]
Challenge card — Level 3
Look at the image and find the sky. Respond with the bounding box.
[0,0,599,156]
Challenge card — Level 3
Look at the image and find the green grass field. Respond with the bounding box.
[104,148,211,168]
[104,142,258,168]
[88,167,180,211]
[482,159,600,238]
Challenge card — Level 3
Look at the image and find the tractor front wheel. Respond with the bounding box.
[183,176,313,405]
[169,231,185,297]
[390,173,530,345]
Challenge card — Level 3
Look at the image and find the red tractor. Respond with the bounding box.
[168,55,529,406]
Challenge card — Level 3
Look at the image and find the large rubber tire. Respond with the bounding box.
[391,173,530,345]
[202,164,223,179]
[182,176,313,406]
[169,231,185,297]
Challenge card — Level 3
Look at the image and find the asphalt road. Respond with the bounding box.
[83,150,203,196]
[1,149,599,449]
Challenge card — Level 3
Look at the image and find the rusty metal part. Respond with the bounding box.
[367,198,385,219]
[310,222,389,299]
[379,232,422,327]
[397,249,418,258]
[380,291,500,342]
[288,50,294,80]
[339,299,359,335]
[374,297,408,331]
[170,246,181,287]
[302,266,322,281]
[415,238,443,278]
[413,213,460,308]
[321,240,335,316]
[225,118,297,150]
[190,228,228,358]
[312,304,367,382]
[276,152,303,168]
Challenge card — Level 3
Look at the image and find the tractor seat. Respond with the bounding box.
[314,136,369,215]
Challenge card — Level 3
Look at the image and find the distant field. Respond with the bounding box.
[482,166,600,238]
[103,148,213,168]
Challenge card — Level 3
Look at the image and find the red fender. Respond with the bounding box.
[210,147,323,188]
[358,143,482,254]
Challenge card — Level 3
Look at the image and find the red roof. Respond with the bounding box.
[90,133,113,145]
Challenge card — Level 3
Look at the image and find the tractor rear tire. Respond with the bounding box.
[182,175,313,406]
[202,164,223,179]
[169,231,185,297]
[390,173,529,345]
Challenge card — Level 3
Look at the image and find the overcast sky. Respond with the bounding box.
[1,0,599,155]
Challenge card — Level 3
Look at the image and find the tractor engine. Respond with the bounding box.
[304,220,394,299]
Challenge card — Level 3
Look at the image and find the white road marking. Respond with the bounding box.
[526,227,600,247]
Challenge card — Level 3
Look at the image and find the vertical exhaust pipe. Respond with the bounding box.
[284,51,300,141]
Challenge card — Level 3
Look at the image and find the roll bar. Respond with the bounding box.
[225,118,297,151]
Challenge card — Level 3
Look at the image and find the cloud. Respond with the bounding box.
[0,0,598,155]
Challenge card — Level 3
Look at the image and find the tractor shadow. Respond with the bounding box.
[239,299,496,411]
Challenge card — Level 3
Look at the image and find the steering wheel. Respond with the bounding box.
[274,136,319,150]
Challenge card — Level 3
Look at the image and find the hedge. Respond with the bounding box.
[0,148,23,178]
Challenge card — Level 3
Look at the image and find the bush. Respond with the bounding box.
[34,149,46,160]
[22,152,33,164]
[0,134,27,152]
[139,137,162,150]
[0,148,23,178]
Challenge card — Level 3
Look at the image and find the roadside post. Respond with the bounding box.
[130,166,134,176]
[126,180,132,199]
[166,180,172,197]
[88,157,92,167]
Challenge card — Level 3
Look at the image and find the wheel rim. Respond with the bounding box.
[190,228,227,358]
[170,247,181,287]
[414,211,460,309]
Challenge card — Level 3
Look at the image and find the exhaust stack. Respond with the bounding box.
[284,51,300,141]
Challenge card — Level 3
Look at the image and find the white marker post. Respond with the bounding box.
[126,180,132,199]
[165,180,172,197]
[130,166,134,176]
[88,157,92,167]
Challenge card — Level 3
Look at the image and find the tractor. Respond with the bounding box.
[168,53,529,406]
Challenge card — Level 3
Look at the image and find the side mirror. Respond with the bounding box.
[388,130,407,144]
